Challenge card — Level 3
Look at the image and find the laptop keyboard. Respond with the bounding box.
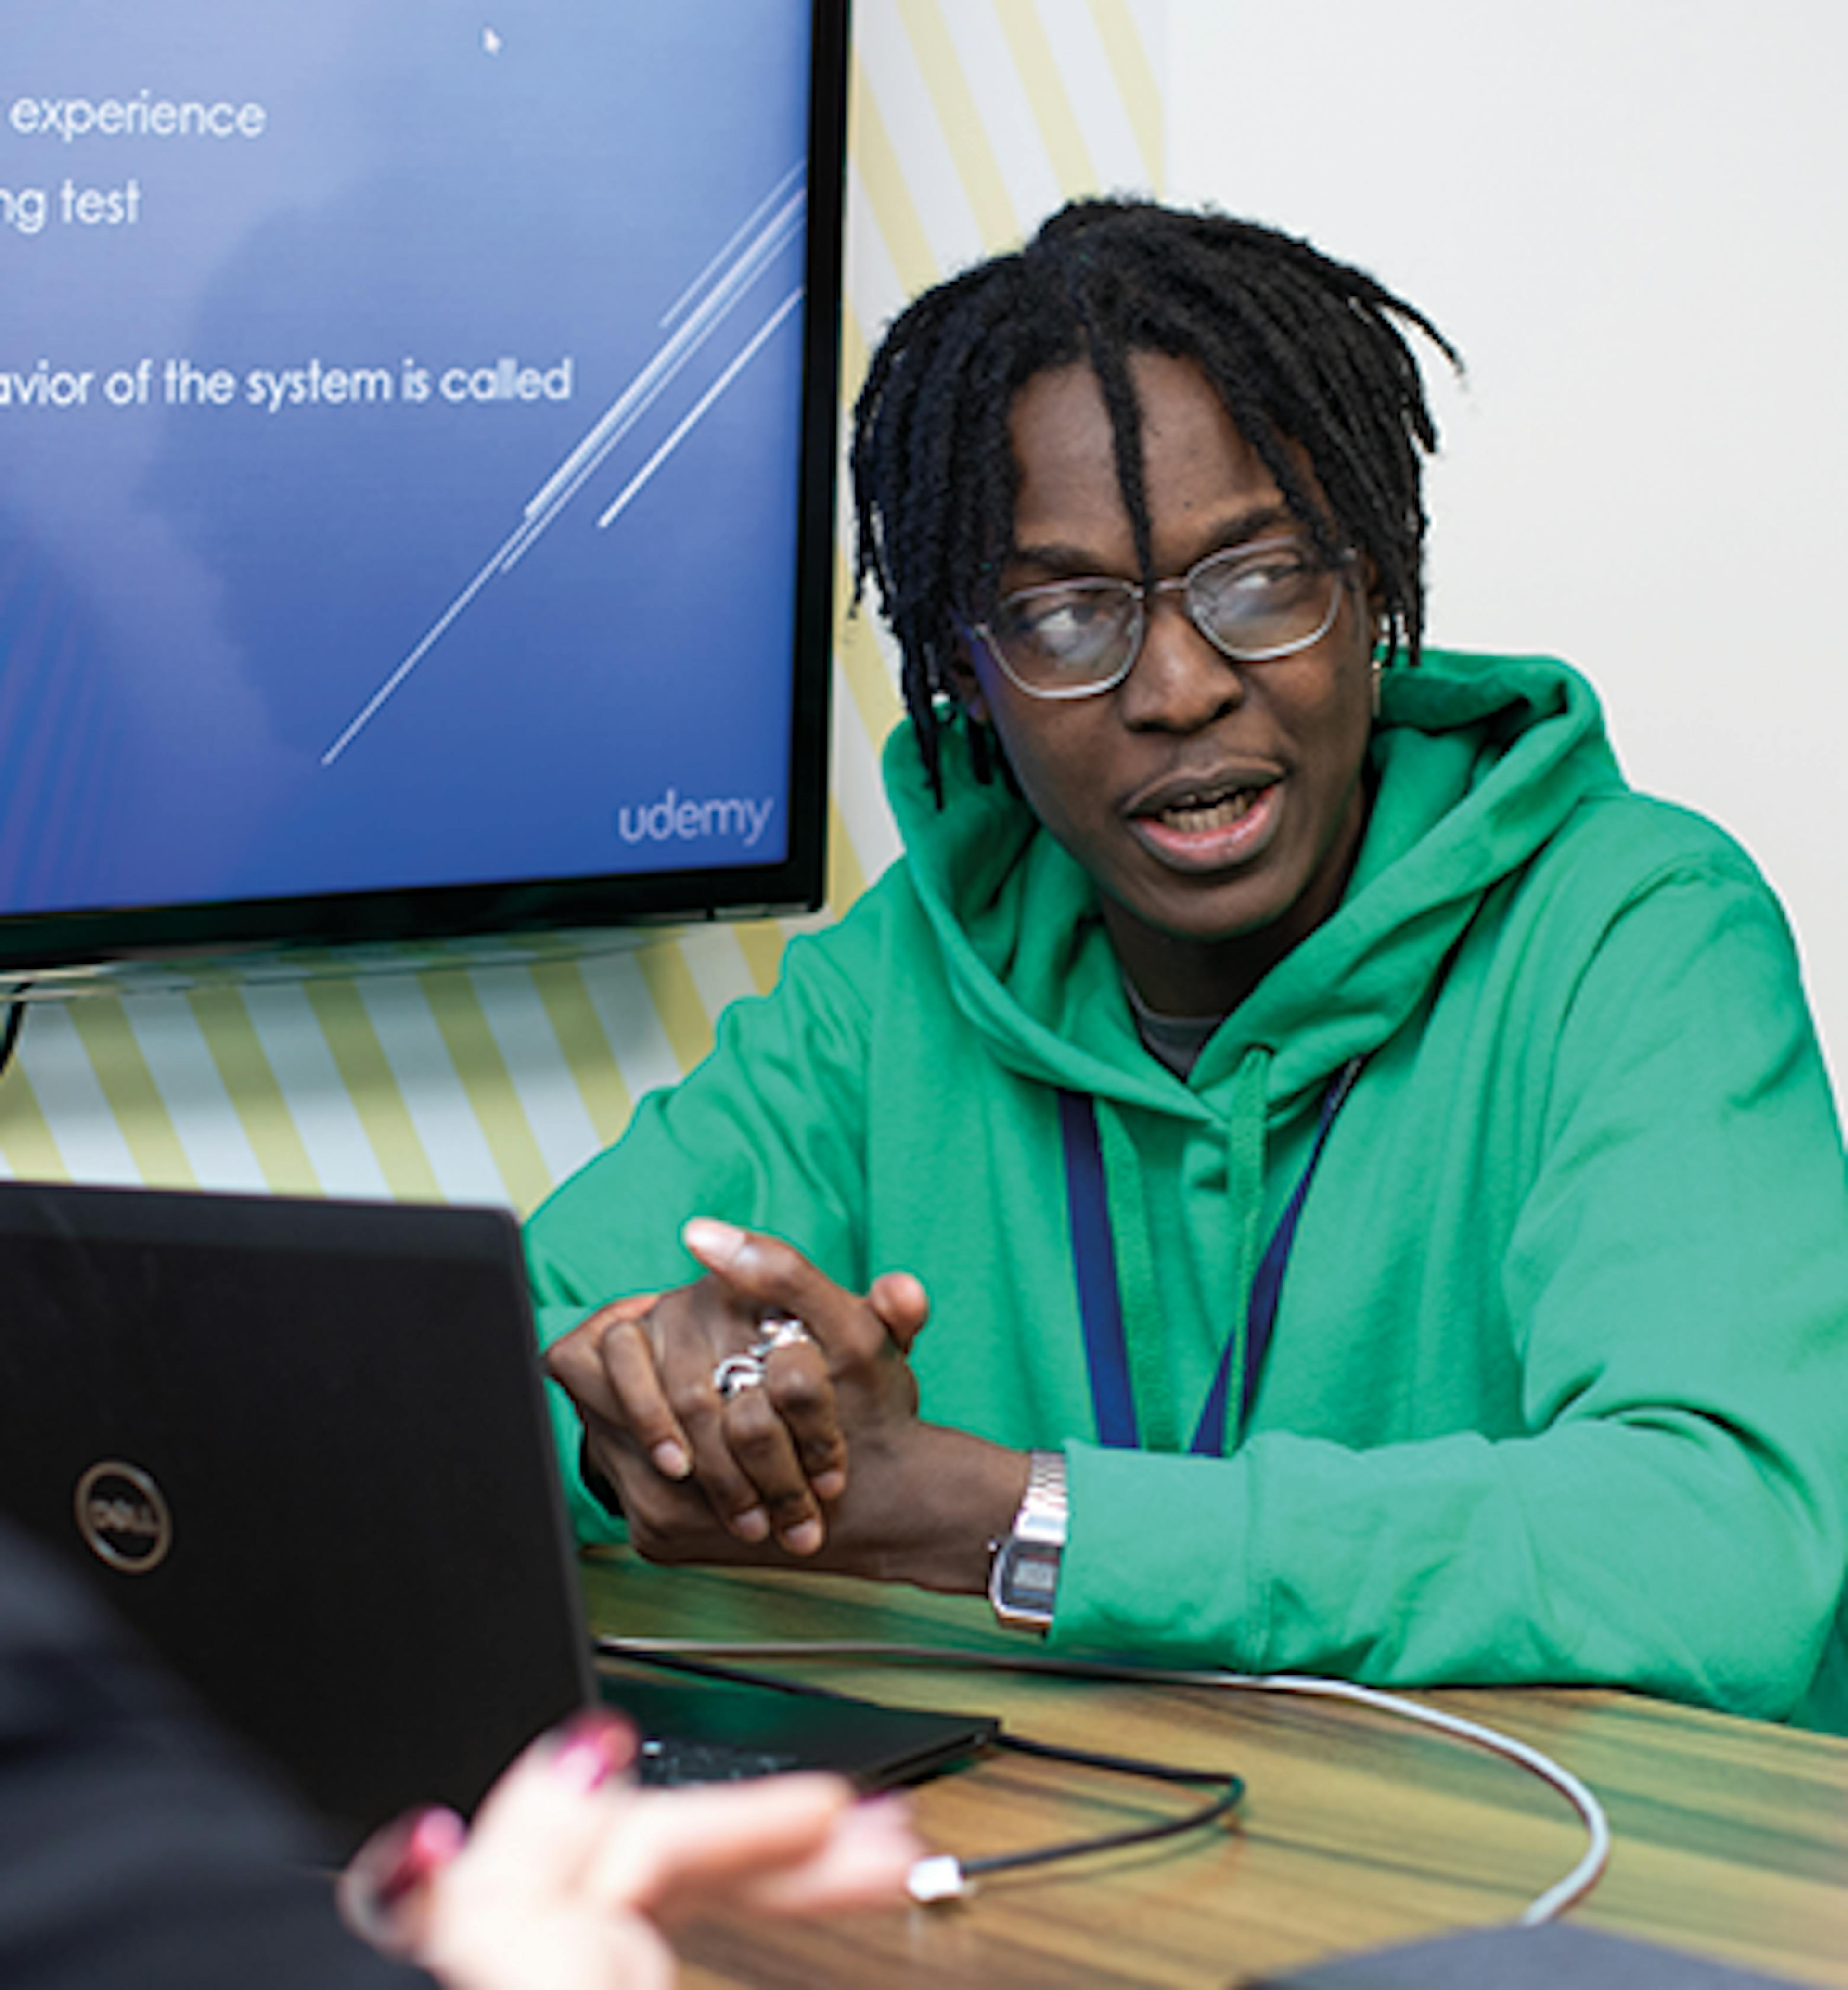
[632,1733,805,1787]
[596,1668,998,1789]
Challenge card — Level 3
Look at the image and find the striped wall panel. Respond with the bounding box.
[0,0,1166,1214]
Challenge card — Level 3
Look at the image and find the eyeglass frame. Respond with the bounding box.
[962,536,1359,704]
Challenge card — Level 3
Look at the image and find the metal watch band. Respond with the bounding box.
[1014,1448,1069,1544]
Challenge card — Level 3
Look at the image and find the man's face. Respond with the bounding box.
[959,352,1376,1014]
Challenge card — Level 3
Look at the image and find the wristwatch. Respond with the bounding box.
[988,1450,1068,1633]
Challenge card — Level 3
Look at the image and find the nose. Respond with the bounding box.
[1116,588,1246,733]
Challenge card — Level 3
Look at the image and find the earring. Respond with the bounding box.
[1370,619,1394,721]
[925,651,963,727]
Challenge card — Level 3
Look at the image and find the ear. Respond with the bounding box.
[1355,551,1385,623]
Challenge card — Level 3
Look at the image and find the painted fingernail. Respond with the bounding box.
[811,1468,846,1502]
[552,1711,635,1793]
[682,1217,746,1265]
[651,1439,691,1480]
[855,1792,916,1833]
[732,1504,770,1542]
[781,1517,823,1556]
[400,1807,464,1885]
[363,1806,465,1925]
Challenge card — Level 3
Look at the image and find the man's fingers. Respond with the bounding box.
[596,1317,693,1482]
[556,1240,928,1560]
[679,1220,872,1355]
[679,1220,872,1514]
[678,1219,928,1374]
[663,1374,776,1545]
[579,1273,843,1542]
[867,1271,930,1354]
[761,1336,848,1504]
[719,1366,831,1555]
[543,1294,667,1445]
[543,1319,623,1425]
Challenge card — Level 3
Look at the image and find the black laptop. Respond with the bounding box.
[0,1180,995,1845]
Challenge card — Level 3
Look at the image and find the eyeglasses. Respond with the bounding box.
[968,537,1354,702]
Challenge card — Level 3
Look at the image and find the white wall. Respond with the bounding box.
[1166,0,1847,1098]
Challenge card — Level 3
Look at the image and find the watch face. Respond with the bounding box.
[999,1539,1062,1616]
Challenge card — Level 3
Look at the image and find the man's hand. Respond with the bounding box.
[544,1221,1027,1593]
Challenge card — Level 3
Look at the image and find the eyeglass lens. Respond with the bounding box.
[986,539,1341,693]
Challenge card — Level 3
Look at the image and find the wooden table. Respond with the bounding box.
[580,1549,1848,1989]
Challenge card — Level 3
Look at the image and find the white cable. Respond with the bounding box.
[1189,1671,1610,1922]
[598,1637,1611,1923]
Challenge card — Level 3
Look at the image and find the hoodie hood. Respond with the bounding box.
[886,649,1627,1120]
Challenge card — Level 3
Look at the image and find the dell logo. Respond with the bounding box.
[74,1460,173,1574]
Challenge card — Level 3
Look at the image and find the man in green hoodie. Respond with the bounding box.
[532,200,1848,1729]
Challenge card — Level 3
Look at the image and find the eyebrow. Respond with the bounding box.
[1005,503,1306,580]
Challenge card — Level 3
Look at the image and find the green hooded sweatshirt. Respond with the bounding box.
[527,651,1848,1730]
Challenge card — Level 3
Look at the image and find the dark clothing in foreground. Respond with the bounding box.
[0,1519,427,1990]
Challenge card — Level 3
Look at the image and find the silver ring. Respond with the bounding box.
[711,1353,767,1399]
[746,1315,814,1361]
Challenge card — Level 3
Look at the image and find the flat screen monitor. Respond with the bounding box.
[0,0,846,976]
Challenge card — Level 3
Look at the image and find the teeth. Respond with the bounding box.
[1160,789,1258,833]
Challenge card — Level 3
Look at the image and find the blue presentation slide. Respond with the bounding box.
[0,2,812,916]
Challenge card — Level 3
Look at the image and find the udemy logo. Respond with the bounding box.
[74,1459,173,1574]
[616,787,776,849]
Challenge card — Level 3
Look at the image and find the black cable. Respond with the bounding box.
[599,1644,1245,1886]
[965,1731,1242,1880]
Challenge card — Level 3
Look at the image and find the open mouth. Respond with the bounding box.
[1152,784,1272,834]
[1129,776,1284,873]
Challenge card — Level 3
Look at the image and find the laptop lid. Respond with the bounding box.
[0,1181,594,1839]
[0,1180,994,1842]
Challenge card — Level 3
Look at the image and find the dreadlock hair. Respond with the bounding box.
[849,197,1460,798]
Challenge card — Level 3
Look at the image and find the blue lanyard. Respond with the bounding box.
[1057,1055,1363,1456]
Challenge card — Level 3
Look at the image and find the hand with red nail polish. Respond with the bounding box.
[335,1803,466,1954]
[337,1710,920,1990]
